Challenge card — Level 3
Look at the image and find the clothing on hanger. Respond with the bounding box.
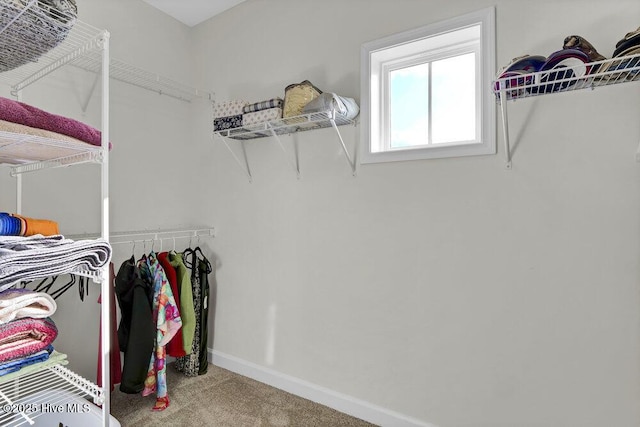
[157,251,186,358]
[97,262,122,392]
[168,251,195,355]
[141,251,182,412]
[114,256,155,394]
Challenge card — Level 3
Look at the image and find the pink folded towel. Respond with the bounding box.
[0,97,112,149]
[0,289,57,324]
[0,317,57,363]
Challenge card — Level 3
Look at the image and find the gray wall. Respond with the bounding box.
[0,1,639,426]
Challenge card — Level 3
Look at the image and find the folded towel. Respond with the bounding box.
[243,98,284,114]
[0,288,57,324]
[0,213,59,237]
[0,97,111,149]
[0,349,67,384]
[0,345,52,376]
[0,317,57,364]
[0,235,112,292]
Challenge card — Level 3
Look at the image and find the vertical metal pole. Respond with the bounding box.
[100,30,111,427]
[499,95,512,169]
[15,90,22,214]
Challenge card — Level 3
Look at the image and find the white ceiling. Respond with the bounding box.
[142,0,246,27]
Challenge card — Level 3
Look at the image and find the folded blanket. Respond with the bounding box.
[0,317,57,364]
[0,235,112,291]
[243,108,283,126]
[0,213,59,237]
[0,345,52,376]
[0,349,67,384]
[0,288,57,324]
[243,98,283,114]
[213,100,249,118]
[0,97,111,149]
[214,114,243,131]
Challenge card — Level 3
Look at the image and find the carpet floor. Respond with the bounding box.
[110,363,377,426]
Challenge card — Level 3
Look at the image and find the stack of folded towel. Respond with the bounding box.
[0,288,67,379]
[0,234,112,292]
[242,98,284,126]
[0,212,59,237]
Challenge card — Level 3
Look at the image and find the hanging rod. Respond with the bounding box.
[68,227,215,244]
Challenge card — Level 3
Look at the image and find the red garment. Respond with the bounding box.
[97,263,122,391]
[158,252,186,357]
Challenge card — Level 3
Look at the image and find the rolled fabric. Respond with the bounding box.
[13,214,59,236]
[243,98,283,114]
[0,213,21,236]
[0,317,57,364]
[0,288,57,324]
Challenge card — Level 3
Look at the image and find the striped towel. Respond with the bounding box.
[0,235,112,291]
[243,98,283,114]
[0,317,57,364]
[0,345,52,376]
[0,288,57,324]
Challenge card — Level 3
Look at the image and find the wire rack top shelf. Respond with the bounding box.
[492,53,640,102]
[0,1,211,101]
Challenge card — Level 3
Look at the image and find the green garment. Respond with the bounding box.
[169,251,196,354]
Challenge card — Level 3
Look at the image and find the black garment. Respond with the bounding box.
[114,256,155,394]
[197,258,211,375]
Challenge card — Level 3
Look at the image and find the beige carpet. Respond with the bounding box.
[110,363,377,426]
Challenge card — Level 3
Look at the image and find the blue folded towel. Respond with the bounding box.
[0,345,53,376]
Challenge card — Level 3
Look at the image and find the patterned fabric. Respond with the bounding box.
[142,252,182,410]
[0,0,78,72]
[174,253,202,377]
[213,114,243,131]
[242,108,283,126]
[243,98,283,114]
[213,100,248,118]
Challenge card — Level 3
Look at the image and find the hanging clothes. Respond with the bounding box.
[196,256,212,376]
[141,252,182,411]
[157,251,186,358]
[97,262,122,392]
[175,248,212,376]
[168,251,196,355]
[114,256,155,394]
[174,250,201,377]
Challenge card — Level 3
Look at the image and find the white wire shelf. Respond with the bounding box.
[214,110,358,182]
[214,110,356,141]
[0,363,103,427]
[492,53,640,102]
[492,52,640,168]
[0,1,211,101]
[0,131,104,175]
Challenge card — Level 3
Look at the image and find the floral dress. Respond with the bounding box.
[141,252,182,411]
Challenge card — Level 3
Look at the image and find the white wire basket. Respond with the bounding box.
[492,53,640,101]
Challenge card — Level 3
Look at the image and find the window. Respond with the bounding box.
[360,7,496,164]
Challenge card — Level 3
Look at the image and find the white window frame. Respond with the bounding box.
[360,7,496,164]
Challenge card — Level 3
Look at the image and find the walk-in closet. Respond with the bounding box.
[1,1,640,427]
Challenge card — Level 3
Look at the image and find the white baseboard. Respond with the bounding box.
[209,349,439,427]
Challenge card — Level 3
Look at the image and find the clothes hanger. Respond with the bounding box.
[50,274,77,300]
[34,276,58,293]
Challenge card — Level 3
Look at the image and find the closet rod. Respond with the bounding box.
[69,227,215,243]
